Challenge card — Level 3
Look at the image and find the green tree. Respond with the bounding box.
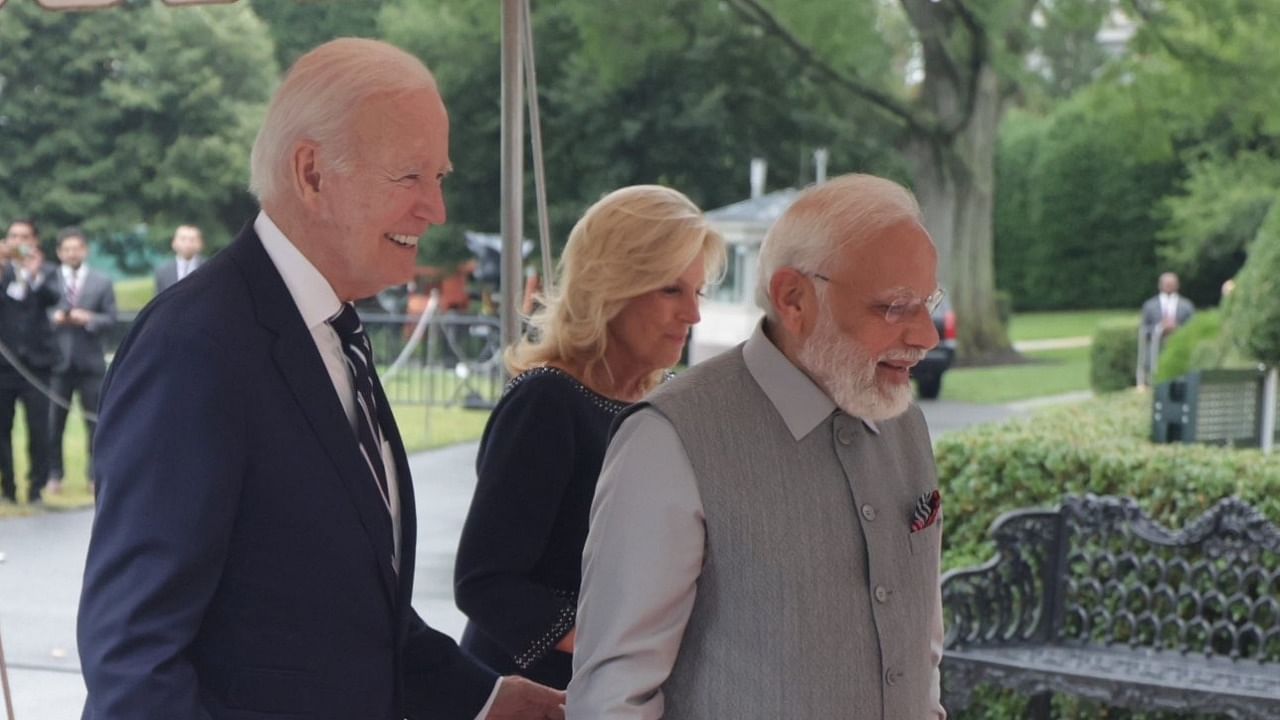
[0,0,277,260]
[380,0,902,270]
[994,82,1181,311]
[251,0,381,70]
[723,0,1122,360]
[1124,0,1280,289]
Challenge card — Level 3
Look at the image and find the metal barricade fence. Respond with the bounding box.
[107,311,506,410]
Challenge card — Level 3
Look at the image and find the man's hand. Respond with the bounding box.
[69,308,93,326]
[485,676,565,720]
[21,248,43,276]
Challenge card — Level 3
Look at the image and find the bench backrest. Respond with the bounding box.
[943,495,1280,663]
[1054,496,1279,660]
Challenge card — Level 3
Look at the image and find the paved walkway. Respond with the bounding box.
[0,398,1077,719]
[1013,336,1092,352]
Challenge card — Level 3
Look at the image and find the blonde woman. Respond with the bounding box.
[454,185,725,688]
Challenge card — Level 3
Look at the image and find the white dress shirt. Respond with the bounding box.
[6,261,45,301]
[61,264,85,300]
[254,212,500,719]
[1159,292,1181,322]
[568,323,945,718]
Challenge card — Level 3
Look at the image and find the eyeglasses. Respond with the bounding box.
[808,272,945,325]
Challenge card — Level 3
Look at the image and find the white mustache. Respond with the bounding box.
[879,350,927,364]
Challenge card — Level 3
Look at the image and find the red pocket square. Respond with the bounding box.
[910,489,941,533]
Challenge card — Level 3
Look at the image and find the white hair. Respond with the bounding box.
[754,173,923,320]
[249,38,439,204]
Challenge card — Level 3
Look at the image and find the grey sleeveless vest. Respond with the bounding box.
[639,344,942,719]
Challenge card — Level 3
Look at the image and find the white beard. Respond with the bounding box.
[796,305,923,421]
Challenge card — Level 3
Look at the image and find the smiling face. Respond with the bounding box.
[306,87,451,301]
[606,254,706,377]
[796,220,940,419]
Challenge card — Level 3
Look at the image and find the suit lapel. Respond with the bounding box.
[229,226,400,610]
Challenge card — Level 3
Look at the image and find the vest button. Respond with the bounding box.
[874,585,889,603]
[860,504,876,521]
[885,667,903,686]
[836,427,855,445]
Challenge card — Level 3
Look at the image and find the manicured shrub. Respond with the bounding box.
[936,391,1280,570]
[1089,320,1138,393]
[1154,309,1222,383]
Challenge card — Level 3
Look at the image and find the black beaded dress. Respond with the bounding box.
[454,366,627,688]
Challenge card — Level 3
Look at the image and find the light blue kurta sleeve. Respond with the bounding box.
[567,407,705,720]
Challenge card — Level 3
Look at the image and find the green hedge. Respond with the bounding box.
[1154,310,1222,383]
[1229,200,1280,366]
[936,392,1280,718]
[937,391,1280,569]
[1089,320,1138,393]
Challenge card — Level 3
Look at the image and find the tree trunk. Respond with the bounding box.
[905,64,1013,362]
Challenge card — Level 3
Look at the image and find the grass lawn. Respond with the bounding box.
[929,309,1138,404]
[394,403,492,454]
[1009,309,1136,341]
[114,276,154,313]
[938,345,1091,404]
[0,405,95,518]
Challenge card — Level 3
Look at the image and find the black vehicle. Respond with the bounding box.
[912,296,956,400]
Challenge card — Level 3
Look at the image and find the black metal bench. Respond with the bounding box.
[941,494,1280,719]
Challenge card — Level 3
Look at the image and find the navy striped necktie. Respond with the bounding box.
[328,303,390,510]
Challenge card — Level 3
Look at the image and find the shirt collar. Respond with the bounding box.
[254,211,342,331]
[742,319,879,441]
[61,264,82,280]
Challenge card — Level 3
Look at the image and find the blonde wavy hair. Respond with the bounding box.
[508,185,726,392]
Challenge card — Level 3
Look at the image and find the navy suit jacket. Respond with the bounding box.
[79,224,496,720]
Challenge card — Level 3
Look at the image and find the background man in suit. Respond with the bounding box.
[1139,271,1195,384]
[47,226,116,496]
[569,175,947,719]
[152,223,204,293]
[79,39,564,720]
[0,219,60,505]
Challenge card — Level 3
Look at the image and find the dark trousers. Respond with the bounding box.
[49,368,103,483]
[0,368,51,501]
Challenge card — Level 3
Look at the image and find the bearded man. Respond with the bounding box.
[567,173,947,719]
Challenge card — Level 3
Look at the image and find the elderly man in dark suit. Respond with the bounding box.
[0,219,60,505]
[46,227,116,496]
[78,39,564,720]
[152,224,204,293]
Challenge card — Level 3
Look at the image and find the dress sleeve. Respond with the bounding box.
[453,378,580,668]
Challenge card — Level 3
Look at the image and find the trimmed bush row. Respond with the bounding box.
[1090,320,1139,393]
[936,391,1280,572]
